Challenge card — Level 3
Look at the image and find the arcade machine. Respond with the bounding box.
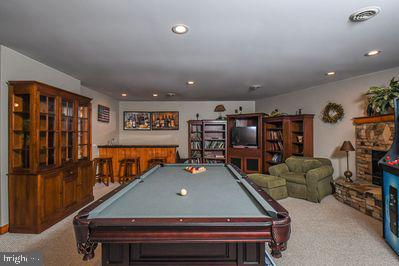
[379,98,399,255]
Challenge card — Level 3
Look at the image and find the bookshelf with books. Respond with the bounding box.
[188,120,227,163]
[263,114,314,173]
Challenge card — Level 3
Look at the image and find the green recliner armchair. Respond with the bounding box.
[268,156,334,203]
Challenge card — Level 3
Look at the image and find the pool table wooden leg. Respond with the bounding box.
[269,241,287,258]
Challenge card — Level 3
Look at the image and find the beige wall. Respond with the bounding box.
[119,101,255,158]
[80,86,119,156]
[255,66,399,178]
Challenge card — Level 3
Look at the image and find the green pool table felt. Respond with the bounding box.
[88,164,276,219]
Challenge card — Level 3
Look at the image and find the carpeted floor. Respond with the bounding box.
[0,183,397,266]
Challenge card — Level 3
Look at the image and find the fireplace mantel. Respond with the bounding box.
[353,114,394,125]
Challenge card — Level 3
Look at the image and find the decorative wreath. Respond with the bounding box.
[321,102,344,123]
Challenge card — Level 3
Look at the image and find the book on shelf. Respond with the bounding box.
[268,130,283,140]
[191,132,202,141]
[269,141,283,152]
[204,140,225,149]
[191,141,202,149]
[191,151,202,158]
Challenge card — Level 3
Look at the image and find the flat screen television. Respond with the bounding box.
[231,126,257,147]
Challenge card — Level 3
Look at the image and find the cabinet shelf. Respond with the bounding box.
[265,160,281,165]
[40,112,55,116]
[266,150,282,154]
[204,130,226,133]
[13,111,29,115]
[13,148,29,151]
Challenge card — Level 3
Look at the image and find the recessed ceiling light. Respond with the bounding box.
[121,93,127,97]
[365,50,381,57]
[172,24,189,34]
[153,93,159,97]
[187,80,195,85]
[249,85,262,92]
[325,71,336,76]
[166,92,176,97]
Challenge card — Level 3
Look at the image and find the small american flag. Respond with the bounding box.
[98,105,110,123]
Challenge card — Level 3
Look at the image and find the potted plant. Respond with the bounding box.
[366,76,399,115]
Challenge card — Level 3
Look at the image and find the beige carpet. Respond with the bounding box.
[0,184,397,266]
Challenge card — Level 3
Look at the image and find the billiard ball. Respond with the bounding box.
[180,188,188,196]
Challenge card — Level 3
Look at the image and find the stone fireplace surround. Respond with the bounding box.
[354,114,394,183]
[333,114,394,221]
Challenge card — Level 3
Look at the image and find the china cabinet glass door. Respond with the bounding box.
[11,93,31,169]
[39,94,57,169]
[61,99,75,162]
[78,105,89,160]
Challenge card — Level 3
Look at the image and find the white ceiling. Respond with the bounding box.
[0,0,398,101]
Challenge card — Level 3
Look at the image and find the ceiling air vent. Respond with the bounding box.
[349,6,381,22]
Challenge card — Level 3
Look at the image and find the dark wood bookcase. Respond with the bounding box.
[263,114,314,173]
[187,120,227,163]
[8,81,94,233]
[227,113,264,174]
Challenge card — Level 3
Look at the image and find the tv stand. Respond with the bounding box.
[227,113,264,173]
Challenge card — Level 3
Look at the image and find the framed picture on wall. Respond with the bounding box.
[151,112,179,130]
[123,111,151,130]
[97,105,110,123]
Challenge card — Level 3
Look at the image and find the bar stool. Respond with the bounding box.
[103,158,114,183]
[118,157,141,184]
[93,157,114,186]
[148,157,167,168]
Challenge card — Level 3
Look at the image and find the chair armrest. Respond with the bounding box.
[269,163,289,177]
[305,165,334,182]
[305,165,334,202]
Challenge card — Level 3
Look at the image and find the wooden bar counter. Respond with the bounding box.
[98,145,178,179]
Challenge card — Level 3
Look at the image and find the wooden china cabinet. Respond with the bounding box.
[8,81,94,233]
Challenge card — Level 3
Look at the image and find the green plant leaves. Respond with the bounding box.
[366,76,399,115]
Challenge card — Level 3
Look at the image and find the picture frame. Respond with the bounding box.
[151,112,179,130]
[97,105,110,123]
[123,111,151,130]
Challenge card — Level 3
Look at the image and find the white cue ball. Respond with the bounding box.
[180,188,188,196]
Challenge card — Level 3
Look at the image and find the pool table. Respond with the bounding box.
[74,164,291,265]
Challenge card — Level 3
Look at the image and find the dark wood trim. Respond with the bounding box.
[353,114,394,125]
[8,80,92,100]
